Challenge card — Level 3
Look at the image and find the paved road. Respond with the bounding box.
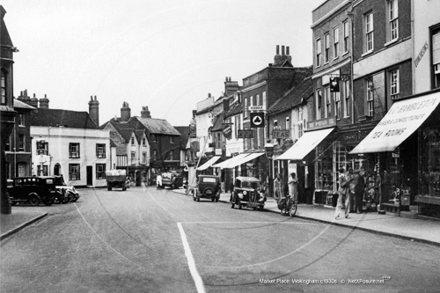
[1,186,439,293]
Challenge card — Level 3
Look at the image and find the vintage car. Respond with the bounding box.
[230,176,266,210]
[106,169,127,191]
[161,171,184,189]
[54,175,80,202]
[193,175,221,202]
[7,176,61,206]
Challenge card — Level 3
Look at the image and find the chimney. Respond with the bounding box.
[88,95,100,126]
[120,101,131,122]
[39,94,49,109]
[141,106,151,118]
[274,45,292,66]
[192,110,197,118]
[224,76,240,97]
[29,93,38,108]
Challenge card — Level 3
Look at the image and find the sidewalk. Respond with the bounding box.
[0,210,48,241]
[174,189,440,246]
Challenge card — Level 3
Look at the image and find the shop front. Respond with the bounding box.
[350,89,440,217]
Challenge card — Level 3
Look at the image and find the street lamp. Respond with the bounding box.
[265,141,274,198]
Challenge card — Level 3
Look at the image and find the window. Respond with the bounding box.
[18,114,24,126]
[5,135,10,151]
[142,137,146,146]
[169,151,174,160]
[325,33,330,63]
[316,89,322,120]
[335,91,341,118]
[273,120,278,127]
[235,115,240,137]
[170,136,174,144]
[387,0,399,42]
[131,137,135,145]
[153,149,157,160]
[286,117,290,130]
[333,27,339,59]
[18,134,25,151]
[37,165,48,176]
[316,38,322,67]
[1,70,6,105]
[366,79,374,117]
[37,141,48,155]
[343,80,351,117]
[69,164,80,181]
[343,20,350,53]
[390,69,400,100]
[365,12,374,53]
[69,143,80,158]
[244,98,248,118]
[131,151,136,164]
[96,164,106,179]
[96,144,106,158]
[142,152,147,164]
[298,122,304,138]
[262,91,267,110]
[432,29,440,89]
[325,86,331,118]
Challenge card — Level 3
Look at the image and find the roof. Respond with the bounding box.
[13,98,35,110]
[175,126,190,147]
[132,117,180,136]
[211,112,224,132]
[224,101,243,119]
[30,108,99,129]
[268,68,313,115]
[110,122,135,143]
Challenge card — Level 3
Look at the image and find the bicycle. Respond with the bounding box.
[278,194,297,217]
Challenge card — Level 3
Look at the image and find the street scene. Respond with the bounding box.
[2,186,440,293]
[1,0,440,292]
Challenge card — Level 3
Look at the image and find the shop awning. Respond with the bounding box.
[350,93,440,154]
[212,153,250,169]
[276,127,335,160]
[233,152,265,166]
[196,156,221,171]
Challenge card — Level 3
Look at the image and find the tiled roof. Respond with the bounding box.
[224,101,243,119]
[110,122,134,143]
[268,68,313,115]
[132,117,181,136]
[13,98,35,110]
[30,108,99,129]
[175,126,190,148]
[135,129,145,143]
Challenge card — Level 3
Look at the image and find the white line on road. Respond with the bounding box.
[181,221,320,224]
[177,222,206,293]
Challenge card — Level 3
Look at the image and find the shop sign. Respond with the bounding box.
[222,125,232,139]
[250,112,265,128]
[307,117,336,130]
[237,129,253,138]
[414,41,429,68]
[249,105,266,111]
[272,130,289,139]
[215,149,222,156]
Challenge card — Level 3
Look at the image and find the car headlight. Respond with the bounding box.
[243,191,247,195]
[238,193,244,199]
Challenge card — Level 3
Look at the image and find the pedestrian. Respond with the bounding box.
[288,173,298,203]
[156,173,162,189]
[335,168,350,219]
[354,169,366,213]
[348,168,355,212]
[274,173,282,202]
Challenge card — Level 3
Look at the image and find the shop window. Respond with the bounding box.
[316,38,322,67]
[432,29,440,89]
[343,20,350,54]
[387,0,399,42]
[69,164,80,181]
[315,144,334,191]
[420,126,440,197]
[69,143,80,158]
[96,164,106,179]
[333,27,339,59]
[364,12,374,53]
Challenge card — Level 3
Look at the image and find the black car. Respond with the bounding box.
[193,175,221,202]
[7,176,61,206]
[54,175,80,202]
[230,176,266,210]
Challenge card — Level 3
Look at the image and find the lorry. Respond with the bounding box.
[106,169,128,191]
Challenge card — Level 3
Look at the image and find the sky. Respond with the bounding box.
[3,0,324,127]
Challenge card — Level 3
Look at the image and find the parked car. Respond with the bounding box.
[54,175,80,202]
[161,172,184,189]
[7,176,61,206]
[230,176,266,210]
[193,175,221,202]
[106,169,127,191]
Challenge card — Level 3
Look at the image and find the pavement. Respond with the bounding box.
[1,188,439,247]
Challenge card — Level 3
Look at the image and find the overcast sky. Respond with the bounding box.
[3,0,324,126]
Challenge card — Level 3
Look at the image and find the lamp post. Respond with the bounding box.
[265,141,274,198]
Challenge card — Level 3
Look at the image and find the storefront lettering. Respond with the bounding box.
[384,128,406,137]
[391,99,438,114]
[371,131,383,139]
[378,113,426,126]
[414,41,429,68]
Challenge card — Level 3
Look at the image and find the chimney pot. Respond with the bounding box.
[276,45,280,55]
[286,46,290,55]
[282,45,285,56]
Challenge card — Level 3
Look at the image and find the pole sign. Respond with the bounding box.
[250,112,265,128]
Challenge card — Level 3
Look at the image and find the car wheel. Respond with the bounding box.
[259,205,264,211]
[193,194,196,201]
[216,198,219,202]
[289,203,297,217]
[231,202,235,208]
[211,198,214,202]
[28,194,40,206]
[62,196,69,204]
[238,202,242,209]
[197,196,200,202]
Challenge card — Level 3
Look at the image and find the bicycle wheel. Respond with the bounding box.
[289,200,297,217]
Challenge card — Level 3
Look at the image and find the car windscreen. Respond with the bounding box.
[242,181,259,189]
[201,178,217,183]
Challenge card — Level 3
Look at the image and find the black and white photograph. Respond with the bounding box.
[1,0,440,292]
